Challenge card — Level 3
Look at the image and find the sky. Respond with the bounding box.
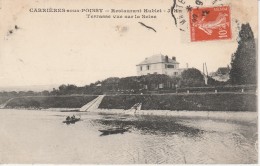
[0,0,257,88]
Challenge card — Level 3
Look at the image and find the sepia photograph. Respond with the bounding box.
[0,0,258,164]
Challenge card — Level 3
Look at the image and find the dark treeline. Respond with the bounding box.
[0,68,227,97]
[52,69,228,95]
[0,90,51,98]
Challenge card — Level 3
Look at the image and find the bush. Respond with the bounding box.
[181,68,205,87]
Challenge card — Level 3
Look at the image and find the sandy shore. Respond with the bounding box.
[94,109,257,122]
[1,107,257,122]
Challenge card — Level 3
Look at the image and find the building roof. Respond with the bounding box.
[136,54,179,66]
[217,67,230,75]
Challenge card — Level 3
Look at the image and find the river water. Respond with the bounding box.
[0,109,257,164]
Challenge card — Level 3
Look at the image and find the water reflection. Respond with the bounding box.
[94,114,203,137]
[99,127,130,136]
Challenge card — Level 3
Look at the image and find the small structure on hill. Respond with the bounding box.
[210,66,230,82]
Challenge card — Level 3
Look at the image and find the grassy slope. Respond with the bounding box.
[6,95,98,108]
[99,93,256,112]
[0,97,13,105]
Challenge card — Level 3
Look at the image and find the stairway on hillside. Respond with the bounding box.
[0,98,15,109]
[79,95,105,112]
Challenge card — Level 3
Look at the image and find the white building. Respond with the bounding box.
[136,54,184,77]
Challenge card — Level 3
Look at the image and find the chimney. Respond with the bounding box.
[165,55,169,62]
[172,56,176,61]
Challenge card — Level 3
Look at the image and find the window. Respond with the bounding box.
[140,66,142,71]
[174,72,178,75]
[154,72,157,74]
[167,65,175,68]
[147,65,150,70]
[159,83,164,89]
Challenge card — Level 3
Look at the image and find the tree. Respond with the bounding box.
[101,77,120,91]
[42,90,50,96]
[139,74,172,90]
[180,68,205,87]
[118,76,141,90]
[230,23,256,85]
[58,84,77,95]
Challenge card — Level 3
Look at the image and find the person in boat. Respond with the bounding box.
[66,116,70,121]
[71,115,76,120]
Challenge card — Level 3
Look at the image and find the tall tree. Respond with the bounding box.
[230,23,256,85]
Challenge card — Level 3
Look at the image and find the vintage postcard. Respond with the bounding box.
[0,0,258,164]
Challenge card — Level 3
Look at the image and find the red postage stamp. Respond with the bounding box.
[189,6,232,42]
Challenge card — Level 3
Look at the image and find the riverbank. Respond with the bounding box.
[4,95,98,109]
[1,93,257,113]
[99,93,257,112]
[0,97,12,105]
[1,107,257,123]
[96,109,257,123]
